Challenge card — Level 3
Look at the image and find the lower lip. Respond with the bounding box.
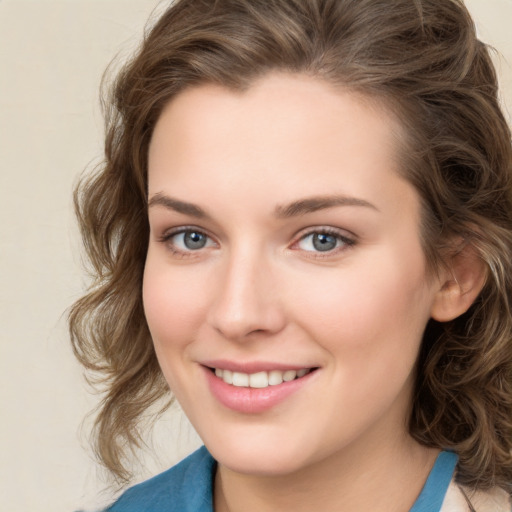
[203,367,316,414]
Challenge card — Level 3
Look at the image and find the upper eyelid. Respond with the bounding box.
[159,225,354,237]
[160,225,215,240]
[292,225,356,242]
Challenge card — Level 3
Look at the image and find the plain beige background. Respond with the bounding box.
[0,1,510,511]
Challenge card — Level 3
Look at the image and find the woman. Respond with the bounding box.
[70,0,512,510]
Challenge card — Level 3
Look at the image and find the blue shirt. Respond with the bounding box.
[106,447,458,512]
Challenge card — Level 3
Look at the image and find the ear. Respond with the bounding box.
[430,241,487,322]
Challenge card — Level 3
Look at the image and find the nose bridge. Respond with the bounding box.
[207,240,284,340]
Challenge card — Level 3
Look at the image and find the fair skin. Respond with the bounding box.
[143,73,479,512]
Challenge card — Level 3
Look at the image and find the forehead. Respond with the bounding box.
[149,73,402,162]
[147,72,416,221]
[151,73,402,143]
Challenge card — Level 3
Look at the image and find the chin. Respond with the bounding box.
[216,451,309,477]
[203,429,313,476]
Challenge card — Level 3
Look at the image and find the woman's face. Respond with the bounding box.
[144,73,442,475]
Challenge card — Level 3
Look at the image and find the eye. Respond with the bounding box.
[296,229,354,254]
[163,228,216,253]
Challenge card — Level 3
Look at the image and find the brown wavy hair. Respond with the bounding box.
[70,0,512,490]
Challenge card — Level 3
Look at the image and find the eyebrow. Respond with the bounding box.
[147,193,378,219]
[148,193,210,219]
[274,195,378,218]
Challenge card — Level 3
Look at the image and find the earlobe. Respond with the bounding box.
[430,242,488,323]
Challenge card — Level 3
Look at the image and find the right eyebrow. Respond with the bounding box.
[147,193,210,219]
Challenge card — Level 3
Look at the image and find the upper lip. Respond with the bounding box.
[201,359,318,374]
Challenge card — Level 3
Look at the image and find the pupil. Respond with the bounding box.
[184,231,206,250]
[313,233,337,252]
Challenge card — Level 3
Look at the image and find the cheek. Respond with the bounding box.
[289,247,433,355]
[286,252,433,427]
[142,253,215,401]
[142,252,210,350]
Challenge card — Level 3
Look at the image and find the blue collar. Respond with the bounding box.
[410,451,458,512]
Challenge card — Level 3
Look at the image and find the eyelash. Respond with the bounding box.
[158,226,217,258]
[292,227,356,258]
[158,226,356,259]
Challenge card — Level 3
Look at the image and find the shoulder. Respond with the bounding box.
[105,446,216,512]
[441,480,511,512]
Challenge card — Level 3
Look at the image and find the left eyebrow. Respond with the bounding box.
[274,195,379,218]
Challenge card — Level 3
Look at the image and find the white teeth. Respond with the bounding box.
[268,370,284,386]
[232,372,249,387]
[249,371,269,388]
[214,368,311,388]
[282,370,297,382]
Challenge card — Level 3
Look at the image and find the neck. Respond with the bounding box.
[214,433,439,512]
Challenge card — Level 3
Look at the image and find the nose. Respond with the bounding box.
[207,246,286,341]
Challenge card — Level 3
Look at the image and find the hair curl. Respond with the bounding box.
[70,0,512,490]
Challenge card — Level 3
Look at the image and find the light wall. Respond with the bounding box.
[0,1,510,511]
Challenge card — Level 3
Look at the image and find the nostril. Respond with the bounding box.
[247,328,265,335]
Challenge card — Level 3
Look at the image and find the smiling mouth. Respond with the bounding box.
[210,367,317,389]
